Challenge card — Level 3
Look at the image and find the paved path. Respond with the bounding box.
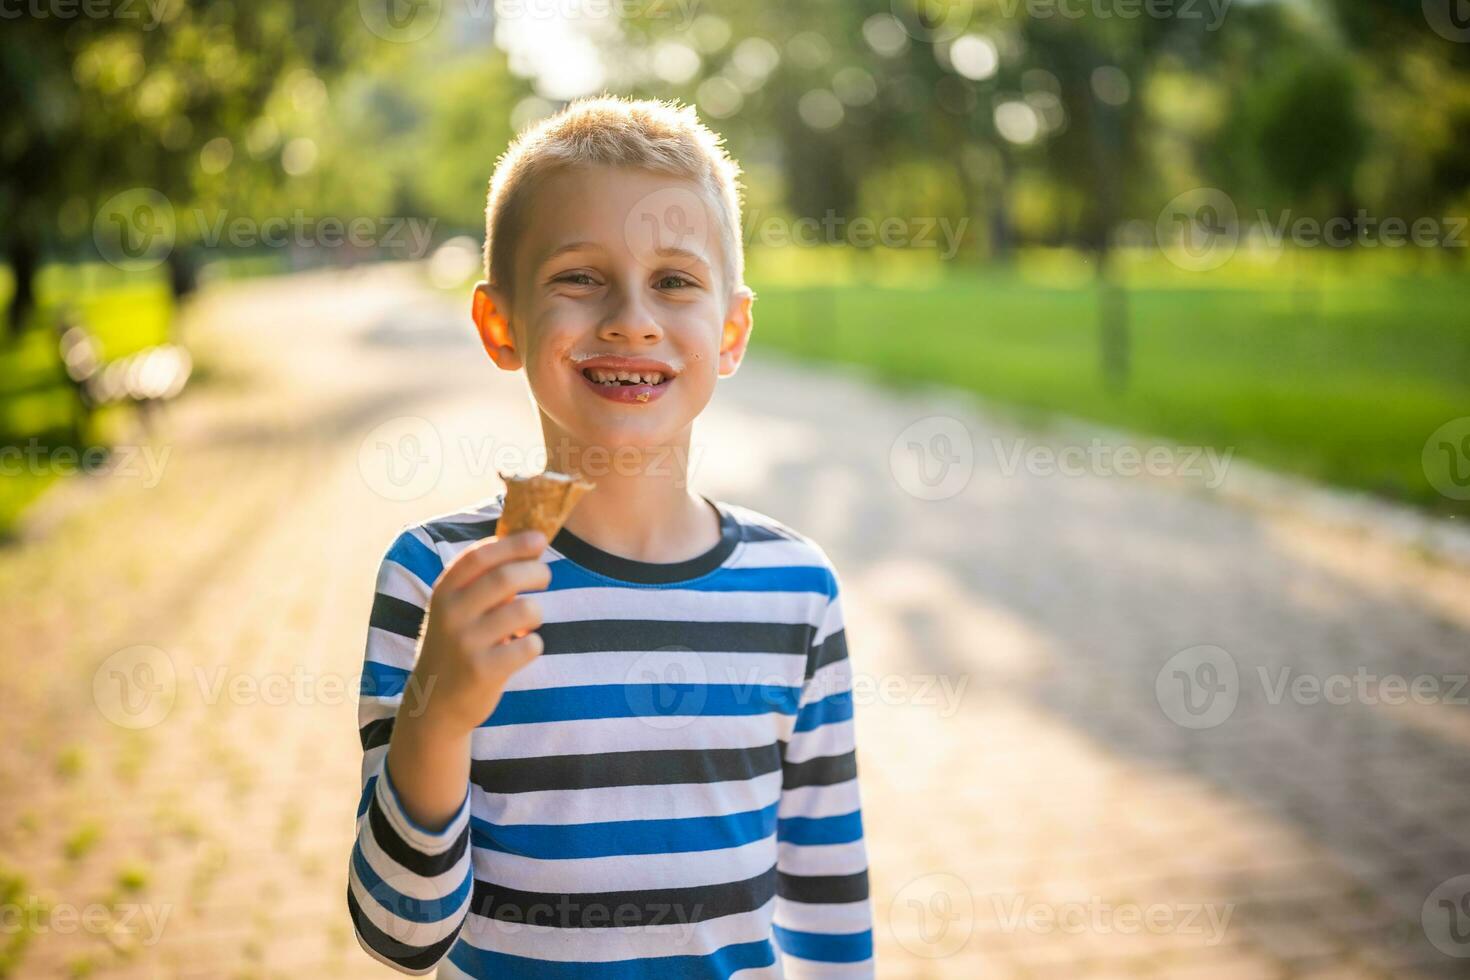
[1,267,1468,978]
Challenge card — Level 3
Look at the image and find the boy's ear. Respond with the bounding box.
[471,281,522,371]
[717,285,755,378]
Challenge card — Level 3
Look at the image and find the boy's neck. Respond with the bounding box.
[539,432,720,565]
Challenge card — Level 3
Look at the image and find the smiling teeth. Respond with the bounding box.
[586,369,665,385]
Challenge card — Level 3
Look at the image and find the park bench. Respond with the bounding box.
[54,311,192,438]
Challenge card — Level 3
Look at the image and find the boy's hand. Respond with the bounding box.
[402,530,551,735]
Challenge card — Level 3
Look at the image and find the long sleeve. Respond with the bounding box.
[774,576,876,977]
[347,526,474,974]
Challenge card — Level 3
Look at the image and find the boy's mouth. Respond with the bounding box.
[580,367,671,387]
[573,355,679,404]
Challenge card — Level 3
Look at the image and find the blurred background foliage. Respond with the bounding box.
[1,0,1468,528]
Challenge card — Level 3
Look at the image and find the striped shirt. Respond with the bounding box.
[348,493,874,978]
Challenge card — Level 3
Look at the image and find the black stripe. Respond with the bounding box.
[360,717,394,751]
[367,791,469,877]
[782,751,857,790]
[778,870,869,905]
[807,628,848,678]
[370,592,426,639]
[538,619,811,656]
[472,744,783,794]
[347,885,462,970]
[736,522,795,543]
[470,865,777,928]
[424,518,497,544]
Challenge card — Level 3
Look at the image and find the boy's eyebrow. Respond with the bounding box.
[538,240,714,272]
[651,244,713,269]
[538,241,603,266]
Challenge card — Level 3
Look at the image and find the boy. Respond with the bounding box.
[348,95,873,978]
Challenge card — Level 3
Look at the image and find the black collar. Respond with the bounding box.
[501,494,741,585]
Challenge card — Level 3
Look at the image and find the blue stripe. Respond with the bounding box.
[794,691,853,733]
[357,775,377,819]
[548,561,835,596]
[449,937,776,979]
[361,660,411,698]
[387,530,443,588]
[350,841,471,924]
[777,809,864,847]
[482,683,801,727]
[772,926,873,963]
[470,803,778,860]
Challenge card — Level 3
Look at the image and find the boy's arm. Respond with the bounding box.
[774,577,876,977]
[348,526,474,975]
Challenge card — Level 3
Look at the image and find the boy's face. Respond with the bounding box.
[473,164,753,456]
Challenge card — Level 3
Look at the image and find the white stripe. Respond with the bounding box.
[365,626,418,672]
[458,899,778,962]
[727,538,827,569]
[534,585,820,626]
[774,897,872,934]
[811,595,843,646]
[471,712,781,760]
[775,780,862,820]
[775,840,866,877]
[783,721,855,765]
[506,650,806,693]
[475,772,783,826]
[781,956,873,979]
[473,836,776,893]
[799,660,852,709]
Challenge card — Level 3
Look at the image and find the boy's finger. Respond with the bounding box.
[456,559,551,618]
[468,595,544,649]
[481,630,544,676]
[438,531,547,591]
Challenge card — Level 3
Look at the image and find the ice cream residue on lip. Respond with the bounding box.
[567,351,685,373]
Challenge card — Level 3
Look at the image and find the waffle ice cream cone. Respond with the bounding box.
[497,469,596,542]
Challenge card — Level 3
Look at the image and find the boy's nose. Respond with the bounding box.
[598,294,663,344]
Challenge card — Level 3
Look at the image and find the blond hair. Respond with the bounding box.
[484,94,745,302]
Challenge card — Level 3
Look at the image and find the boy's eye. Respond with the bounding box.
[656,273,695,289]
[554,272,598,286]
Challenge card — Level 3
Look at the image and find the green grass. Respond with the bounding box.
[747,246,1470,515]
[0,263,175,534]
